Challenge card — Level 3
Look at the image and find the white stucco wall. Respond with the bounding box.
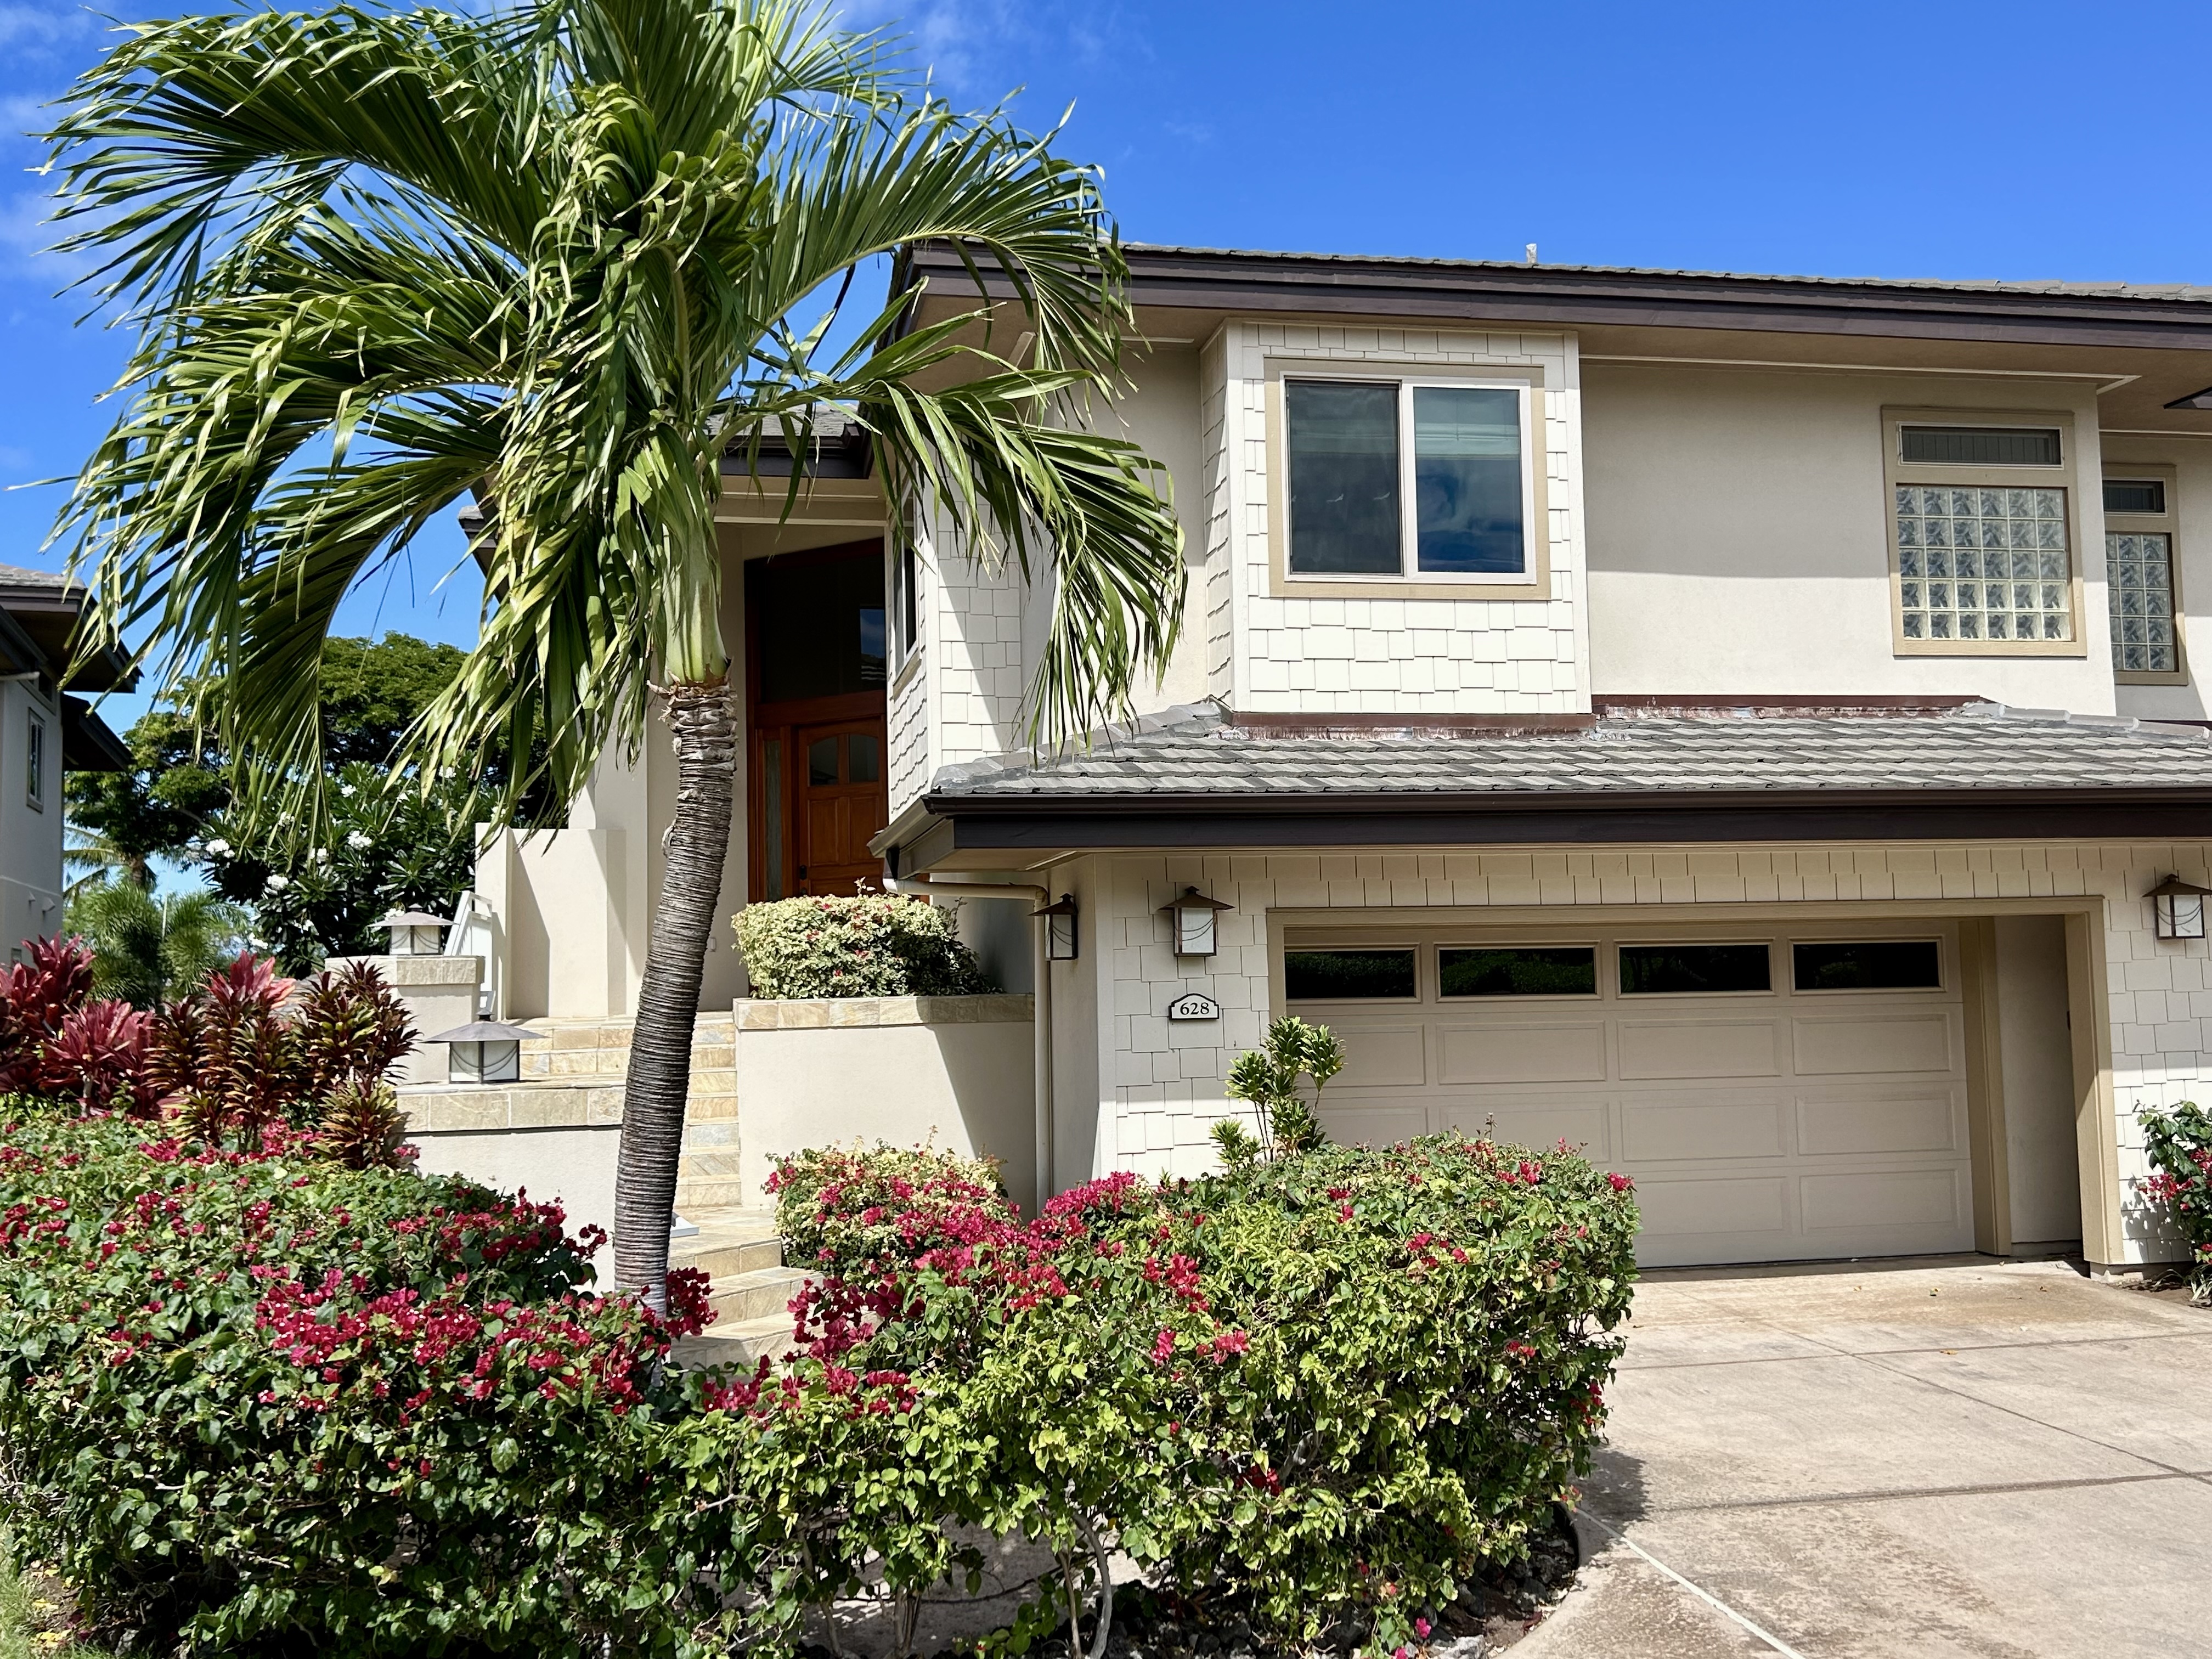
[0,678,63,957]
[407,1125,620,1285]
[1045,839,2208,1268]
[1204,319,1588,714]
[1583,364,2120,709]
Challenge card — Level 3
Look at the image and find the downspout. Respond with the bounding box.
[885,874,1054,1211]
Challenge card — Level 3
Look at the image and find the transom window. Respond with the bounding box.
[1885,410,2079,656]
[1284,377,1533,579]
[2103,469,2182,680]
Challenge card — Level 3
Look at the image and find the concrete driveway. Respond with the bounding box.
[1521,1257,2212,1659]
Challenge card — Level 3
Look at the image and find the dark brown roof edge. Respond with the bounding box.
[906,243,2212,352]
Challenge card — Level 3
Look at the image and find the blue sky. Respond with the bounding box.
[6,0,2212,729]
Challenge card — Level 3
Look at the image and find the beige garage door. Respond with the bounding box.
[1282,921,1973,1267]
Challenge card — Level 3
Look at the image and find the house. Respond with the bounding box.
[475,245,2212,1277]
[0,565,133,952]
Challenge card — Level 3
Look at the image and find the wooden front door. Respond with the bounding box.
[745,542,889,900]
[793,719,886,893]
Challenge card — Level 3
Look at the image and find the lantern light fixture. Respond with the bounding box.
[2149,874,2212,941]
[1035,895,1080,961]
[379,909,449,957]
[1160,886,1233,957]
[426,1019,544,1085]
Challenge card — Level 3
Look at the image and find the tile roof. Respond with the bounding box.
[927,703,2212,803]
[1121,244,2212,307]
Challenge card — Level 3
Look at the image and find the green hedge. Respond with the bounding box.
[2,1113,1635,1657]
[732,894,995,999]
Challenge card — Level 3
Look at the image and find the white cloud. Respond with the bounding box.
[0,187,94,285]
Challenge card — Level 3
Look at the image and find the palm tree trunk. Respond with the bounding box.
[613,676,739,1309]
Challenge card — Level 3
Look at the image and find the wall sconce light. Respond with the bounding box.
[2149,874,2212,940]
[379,909,449,956]
[1160,886,1233,957]
[1035,895,1080,961]
[427,1019,544,1084]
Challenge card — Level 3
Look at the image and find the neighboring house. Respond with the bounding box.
[0,565,133,955]
[479,245,2212,1276]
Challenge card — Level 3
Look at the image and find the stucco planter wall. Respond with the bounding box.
[734,994,1036,1216]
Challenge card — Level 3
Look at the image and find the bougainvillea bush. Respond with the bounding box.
[1,1106,1635,1657]
[0,1109,716,1655]
[740,1133,1640,1655]
[733,895,996,999]
[2141,1101,2212,1301]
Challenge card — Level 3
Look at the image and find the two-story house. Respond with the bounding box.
[478,245,2212,1277]
[1,564,133,953]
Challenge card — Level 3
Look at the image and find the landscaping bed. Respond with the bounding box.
[0,971,1640,1658]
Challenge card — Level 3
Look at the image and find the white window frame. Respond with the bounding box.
[1882,407,2087,659]
[1267,363,1549,600]
[25,709,43,811]
[2102,461,2186,686]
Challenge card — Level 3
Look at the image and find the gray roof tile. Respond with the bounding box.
[928,703,2212,801]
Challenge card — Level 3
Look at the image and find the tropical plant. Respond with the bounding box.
[2140,1100,2212,1302]
[733,892,996,998]
[1215,1015,1343,1170]
[195,760,481,973]
[43,0,1186,1306]
[63,879,244,1008]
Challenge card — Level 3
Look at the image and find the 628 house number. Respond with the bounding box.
[1166,992,1221,1022]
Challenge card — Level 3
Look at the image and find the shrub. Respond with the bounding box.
[733,1133,1638,1655]
[1215,1015,1342,1169]
[733,894,996,999]
[0,940,414,1139]
[0,1110,713,1655]
[766,1139,1011,1277]
[2141,1101,2212,1301]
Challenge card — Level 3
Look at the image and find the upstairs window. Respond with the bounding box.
[1284,376,1537,583]
[25,712,43,810]
[1885,411,2081,656]
[2104,467,2183,680]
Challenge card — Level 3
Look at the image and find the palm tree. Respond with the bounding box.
[65,881,247,1008]
[42,0,1183,1305]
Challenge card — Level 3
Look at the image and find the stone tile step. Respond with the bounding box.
[681,1119,741,1149]
[674,1176,757,1209]
[673,1234,785,1280]
[685,1094,741,1122]
[679,1150,747,1180]
[688,1068,736,1094]
[669,1311,800,1370]
[708,1266,815,1325]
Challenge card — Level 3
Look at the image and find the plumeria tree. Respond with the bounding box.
[42,0,1184,1303]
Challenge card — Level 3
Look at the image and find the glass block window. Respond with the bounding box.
[1895,486,2072,643]
[2108,532,2178,673]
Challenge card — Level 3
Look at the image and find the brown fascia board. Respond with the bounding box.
[904,244,2212,353]
[899,784,2212,861]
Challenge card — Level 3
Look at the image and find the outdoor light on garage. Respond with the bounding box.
[1035,895,1079,961]
[1161,887,1233,957]
[427,1019,544,1084]
[2149,874,2212,940]
[377,909,448,956]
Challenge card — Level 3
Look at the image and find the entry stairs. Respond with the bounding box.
[666,1206,814,1368]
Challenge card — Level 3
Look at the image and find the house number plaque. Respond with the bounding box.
[1166,992,1222,1022]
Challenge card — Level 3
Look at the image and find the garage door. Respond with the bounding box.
[1282,922,1973,1267]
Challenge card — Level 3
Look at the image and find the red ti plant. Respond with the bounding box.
[39,1000,155,1114]
[0,937,97,1093]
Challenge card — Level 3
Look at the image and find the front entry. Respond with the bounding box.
[746,543,888,898]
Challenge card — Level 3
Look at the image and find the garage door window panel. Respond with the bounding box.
[1439,946,1597,998]
[1284,948,1418,1001]
[1619,943,1773,996]
[1792,940,1943,992]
